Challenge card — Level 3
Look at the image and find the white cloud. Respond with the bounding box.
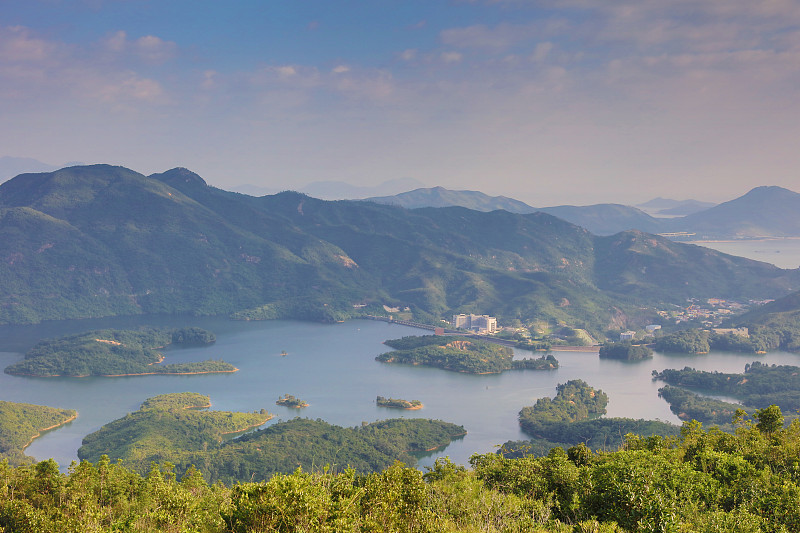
[0,26,58,62]
[441,51,463,63]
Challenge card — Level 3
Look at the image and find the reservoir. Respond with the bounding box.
[691,237,800,269]
[2,315,800,471]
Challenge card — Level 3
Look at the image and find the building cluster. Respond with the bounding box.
[452,314,497,334]
[656,297,763,327]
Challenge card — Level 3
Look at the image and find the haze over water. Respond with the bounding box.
[2,315,800,472]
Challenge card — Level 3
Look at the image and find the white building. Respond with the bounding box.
[452,314,497,334]
[620,331,636,341]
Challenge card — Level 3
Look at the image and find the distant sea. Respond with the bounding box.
[689,238,800,270]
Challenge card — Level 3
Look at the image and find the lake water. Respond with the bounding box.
[2,315,800,471]
[690,238,800,269]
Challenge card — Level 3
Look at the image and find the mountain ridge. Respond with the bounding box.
[1,165,798,333]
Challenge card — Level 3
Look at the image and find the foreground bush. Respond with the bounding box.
[2,407,800,532]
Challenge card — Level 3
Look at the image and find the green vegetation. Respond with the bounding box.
[654,328,711,353]
[377,335,557,373]
[77,393,465,484]
[511,353,559,370]
[598,341,653,360]
[653,324,800,355]
[276,394,308,408]
[518,380,609,438]
[78,393,272,473]
[2,165,799,334]
[657,385,747,425]
[3,327,232,377]
[512,380,678,455]
[7,407,800,531]
[376,396,423,409]
[0,401,76,465]
[654,361,800,411]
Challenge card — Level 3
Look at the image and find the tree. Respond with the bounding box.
[754,405,784,435]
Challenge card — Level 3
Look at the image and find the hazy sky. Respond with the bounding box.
[2,0,799,205]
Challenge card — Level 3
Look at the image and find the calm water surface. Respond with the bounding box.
[691,238,800,269]
[3,316,800,470]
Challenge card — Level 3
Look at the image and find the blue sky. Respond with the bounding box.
[2,0,799,205]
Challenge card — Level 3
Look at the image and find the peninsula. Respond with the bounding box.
[0,400,77,465]
[3,327,235,377]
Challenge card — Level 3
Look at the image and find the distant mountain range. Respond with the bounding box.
[0,157,84,183]
[1,165,798,333]
[366,186,800,239]
[635,197,717,216]
[232,177,426,200]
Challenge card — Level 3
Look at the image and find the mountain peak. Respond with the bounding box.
[150,167,208,189]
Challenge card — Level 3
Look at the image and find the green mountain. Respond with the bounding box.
[1,165,798,333]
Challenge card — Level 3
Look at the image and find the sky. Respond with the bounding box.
[1,0,799,206]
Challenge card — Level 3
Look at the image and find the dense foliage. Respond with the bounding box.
[654,324,800,354]
[376,396,422,409]
[654,328,711,353]
[276,394,309,408]
[598,341,653,360]
[657,385,747,425]
[2,165,799,332]
[518,380,609,438]
[378,335,556,373]
[0,401,76,466]
[77,393,465,484]
[3,327,230,377]
[6,408,800,531]
[654,361,800,411]
[377,336,515,373]
[78,393,272,474]
[511,353,559,370]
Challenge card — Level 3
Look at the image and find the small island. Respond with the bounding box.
[376,396,423,410]
[276,394,309,408]
[376,335,558,374]
[598,341,653,360]
[3,327,234,377]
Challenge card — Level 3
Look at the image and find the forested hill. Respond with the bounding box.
[1,165,798,331]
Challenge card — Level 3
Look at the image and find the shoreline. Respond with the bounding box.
[219,415,275,437]
[22,413,78,451]
[7,367,239,378]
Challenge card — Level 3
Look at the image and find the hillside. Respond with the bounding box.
[1,165,799,333]
[78,393,465,483]
[0,401,77,465]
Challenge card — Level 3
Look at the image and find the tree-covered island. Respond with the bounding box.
[275,394,309,408]
[503,379,679,457]
[3,327,235,377]
[77,392,465,483]
[376,396,423,410]
[376,335,558,374]
[654,361,800,412]
[598,341,653,360]
[0,400,77,465]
